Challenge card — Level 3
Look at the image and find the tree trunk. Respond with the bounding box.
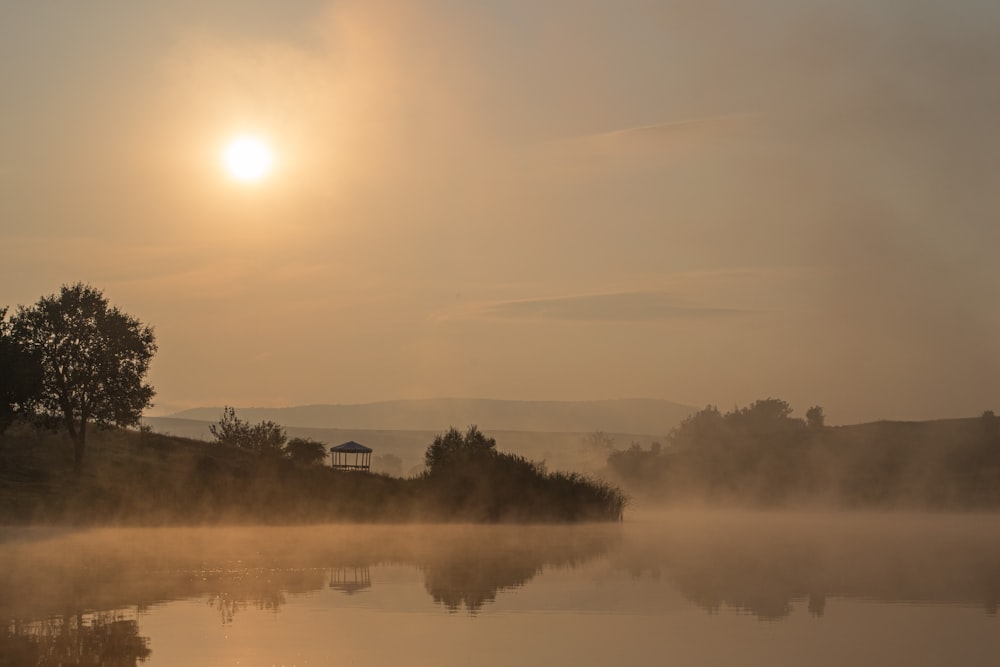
[70,419,87,473]
[73,435,85,473]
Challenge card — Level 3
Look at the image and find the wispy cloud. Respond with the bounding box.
[472,290,751,323]
[581,113,761,141]
[543,114,763,156]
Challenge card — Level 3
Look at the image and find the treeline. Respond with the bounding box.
[0,422,625,524]
[607,399,1000,508]
[197,412,626,522]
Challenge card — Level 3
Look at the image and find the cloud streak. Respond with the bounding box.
[473,290,751,323]
[580,113,761,141]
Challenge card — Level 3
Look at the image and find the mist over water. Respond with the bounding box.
[2,512,998,666]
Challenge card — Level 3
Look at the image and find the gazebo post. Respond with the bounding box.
[329,441,373,472]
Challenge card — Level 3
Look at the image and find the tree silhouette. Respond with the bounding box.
[11,284,156,471]
[284,437,327,465]
[424,425,497,473]
[669,404,726,448]
[0,306,43,433]
[728,398,797,430]
[806,405,826,428]
[209,406,287,456]
[982,410,999,445]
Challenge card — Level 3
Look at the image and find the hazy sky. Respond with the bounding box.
[2,0,998,423]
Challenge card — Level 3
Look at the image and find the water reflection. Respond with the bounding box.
[329,567,372,595]
[615,512,1000,620]
[1,514,998,632]
[0,524,619,625]
[1,612,150,667]
[205,568,328,624]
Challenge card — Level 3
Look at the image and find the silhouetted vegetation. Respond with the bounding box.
[209,405,287,456]
[209,408,330,466]
[0,612,150,667]
[0,423,625,524]
[607,399,1000,508]
[424,425,497,471]
[2,284,156,472]
[284,437,327,466]
[805,405,825,428]
[0,308,43,435]
[420,426,626,522]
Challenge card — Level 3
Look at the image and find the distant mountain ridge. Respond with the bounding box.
[167,398,697,436]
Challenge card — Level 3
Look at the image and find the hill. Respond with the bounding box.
[166,398,696,435]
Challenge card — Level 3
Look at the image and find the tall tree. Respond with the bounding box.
[11,284,156,471]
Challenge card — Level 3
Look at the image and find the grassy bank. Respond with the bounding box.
[0,423,625,525]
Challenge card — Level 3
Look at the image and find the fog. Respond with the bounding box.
[620,510,1000,618]
[3,512,999,623]
[607,408,1000,510]
[4,512,999,665]
[0,523,620,621]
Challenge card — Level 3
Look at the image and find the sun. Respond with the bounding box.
[222,135,274,183]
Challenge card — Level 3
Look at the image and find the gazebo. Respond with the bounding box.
[329,441,372,471]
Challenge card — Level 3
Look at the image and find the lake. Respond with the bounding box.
[2,511,998,666]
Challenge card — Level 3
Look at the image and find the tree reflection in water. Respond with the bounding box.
[612,512,1000,620]
[417,526,616,613]
[1,612,151,667]
[0,524,620,630]
[423,555,539,613]
[1,515,999,635]
[204,568,327,623]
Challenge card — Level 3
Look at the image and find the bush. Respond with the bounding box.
[284,437,327,466]
[209,406,287,456]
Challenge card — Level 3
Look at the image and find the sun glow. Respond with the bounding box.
[222,135,274,183]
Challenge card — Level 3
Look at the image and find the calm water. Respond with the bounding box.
[2,511,999,666]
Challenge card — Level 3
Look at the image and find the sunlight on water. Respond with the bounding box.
[2,513,998,666]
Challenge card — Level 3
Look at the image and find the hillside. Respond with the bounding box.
[166,398,696,435]
[0,423,625,525]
